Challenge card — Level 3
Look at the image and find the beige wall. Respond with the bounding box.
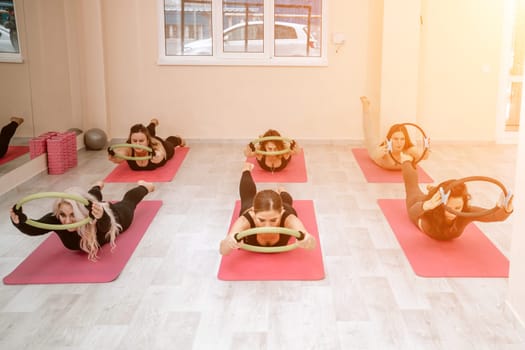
[418,0,507,141]
[0,0,514,141]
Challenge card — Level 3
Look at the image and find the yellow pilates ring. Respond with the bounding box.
[234,227,304,253]
[15,192,92,230]
[108,143,153,161]
[251,136,293,156]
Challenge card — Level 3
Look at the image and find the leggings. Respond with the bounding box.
[239,170,294,216]
[0,121,19,158]
[88,185,149,232]
[146,122,183,161]
[402,162,426,210]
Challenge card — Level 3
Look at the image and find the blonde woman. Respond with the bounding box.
[10,180,155,261]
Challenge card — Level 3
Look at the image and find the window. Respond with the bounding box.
[0,0,22,62]
[158,0,326,66]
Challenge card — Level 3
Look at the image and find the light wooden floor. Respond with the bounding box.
[0,141,524,350]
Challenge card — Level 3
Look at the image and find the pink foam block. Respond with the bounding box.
[352,148,433,183]
[3,200,163,284]
[378,199,509,277]
[104,147,189,183]
[218,200,325,281]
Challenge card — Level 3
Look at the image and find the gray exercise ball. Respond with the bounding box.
[84,128,108,150]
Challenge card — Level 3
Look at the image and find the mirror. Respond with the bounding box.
[0,0,35,182]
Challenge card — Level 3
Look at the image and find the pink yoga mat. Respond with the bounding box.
[0,145,29,166]
[218,200,324,281]
[352,148,433,183]
[3,200,163,285]
[104,147,189,183]
[246,149,307,183]
[378,199,509,277]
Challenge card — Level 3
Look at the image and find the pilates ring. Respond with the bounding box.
[440,176,510,218]
[108,143,153,161]
[251,136,293,156]
[386,123,430,165]
[15,192,92,230]
[234,227,303,253]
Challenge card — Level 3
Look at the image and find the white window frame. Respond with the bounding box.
[157,0,327,66]
[0,0,23,63]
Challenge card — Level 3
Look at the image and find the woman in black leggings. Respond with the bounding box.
[108,118,185,171]
[10,180,155,261]
[0,116,24,158]
[400,152,513,240]
[220,163,316,255]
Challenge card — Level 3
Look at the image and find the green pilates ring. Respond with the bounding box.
[251,136,292,156]
[234,227,303,253]
[15,192,91,230]
[441,176,510,218]
[109,143,153,161]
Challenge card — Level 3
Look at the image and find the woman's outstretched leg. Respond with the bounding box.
[0,117,24,158]
[146,118,159,137]
[239,163,256,215]
[360,96,380,157]
[111,180,155,231]
[402,161,425,209]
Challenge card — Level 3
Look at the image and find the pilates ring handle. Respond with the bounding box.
[108,143,153,161]
[15,192,92,230]
[234,227,304,253]
[251,136,293,156]
[387,122,430,166]
[440,176,510,218]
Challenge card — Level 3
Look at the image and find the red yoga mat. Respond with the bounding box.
[0,145,29,165]
[246,149,307,183]
[104,147,189,183]
[3,200,163,285]
[378,199,509,277]
[352,148,433,183]
[218,200,325,281]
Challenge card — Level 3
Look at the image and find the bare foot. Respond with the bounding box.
[277,186,286,194]
[10,116,24,125]
[93,180,104,190]
[138,180,155,193]
[242,162,254,172]
[360,96,370,108]
[150,118,159,126]
[177,135,186,147]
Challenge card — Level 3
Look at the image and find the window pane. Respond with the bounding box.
[274,0,321,57]
[0,1,19,53]
[165,0,213,56]
[223,0,264,53]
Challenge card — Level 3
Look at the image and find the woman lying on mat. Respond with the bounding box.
[400,152,513,240]
[360,96,428,170]
[243,129,300,172]
[10,180,155,261]
[220,163,316,255]
[108,118,185,171]
[0,116,24,158]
